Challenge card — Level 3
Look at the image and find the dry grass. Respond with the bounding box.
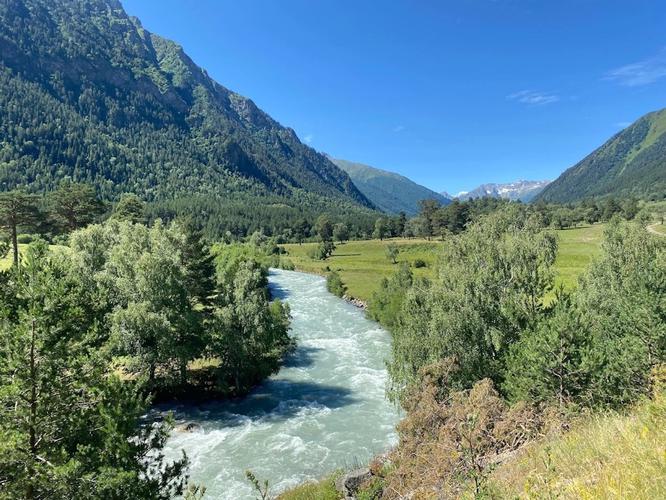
[275,472,341,500]
[487,390,666,499]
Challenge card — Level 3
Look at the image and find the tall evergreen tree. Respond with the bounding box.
[48,182,104,233]
[0,190,40,265]
[0,244,188,499]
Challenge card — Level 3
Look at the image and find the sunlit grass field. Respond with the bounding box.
[282,225,606,301]
[282,238,440,300]
[650,223,666,235]
[486,388,666,499]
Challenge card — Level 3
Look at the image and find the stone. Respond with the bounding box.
[335,468,372,498]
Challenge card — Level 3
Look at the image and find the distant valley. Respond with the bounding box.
[331,158,450,215]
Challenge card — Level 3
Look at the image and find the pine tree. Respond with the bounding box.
[0,190,40,265]
[0,244,188,498]
[48,182,104,233]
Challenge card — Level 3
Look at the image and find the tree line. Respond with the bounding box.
[0,211,293,497]
[365,206,665,497]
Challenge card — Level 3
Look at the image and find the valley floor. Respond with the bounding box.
[282,225,605,302]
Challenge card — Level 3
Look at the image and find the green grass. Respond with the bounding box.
[281,225,605,302]
[0,243,69,271]
[486,389,666,499]
[282,238,440,300]
[276,472,341,500]
[650,223,666,235]
[552,224,605,290]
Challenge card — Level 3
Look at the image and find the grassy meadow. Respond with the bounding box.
[486,388,666,499]
[282,224,606,301]
[282,238,441,300]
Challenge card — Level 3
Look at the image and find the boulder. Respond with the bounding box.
[335,468,372,499]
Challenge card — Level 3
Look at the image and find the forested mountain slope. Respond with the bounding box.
[0,0,374,234]
[331,158,450,215]
[537,108,666,202]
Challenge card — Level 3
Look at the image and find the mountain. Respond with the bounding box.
[330,158,451,215]
[537,108,666,203]
[0,0,375,235]
[453,180,550,202]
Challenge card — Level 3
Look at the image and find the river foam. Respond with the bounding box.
[159,269,400,499]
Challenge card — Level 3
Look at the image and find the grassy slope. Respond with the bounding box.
[486,391,666,499]
[0,244,69,271]
[282,225,605,302]
[282,238,440,300]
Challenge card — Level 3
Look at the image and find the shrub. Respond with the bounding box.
[16,233,35,244]
[279,258,295,271]
[308,241,335,260]
[327,271,346,297]
[383,372,543,499]
[413,258,426,268]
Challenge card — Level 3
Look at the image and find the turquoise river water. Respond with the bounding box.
[160,269,400,499]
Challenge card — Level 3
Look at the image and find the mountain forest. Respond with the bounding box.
[0,0,664,499]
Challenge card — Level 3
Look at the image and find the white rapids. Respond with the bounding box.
[159,269,400,499]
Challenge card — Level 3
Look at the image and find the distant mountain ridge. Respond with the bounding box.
[0,0,374,234]
[450,180,550,202]
[537,108,666,202]
[331,158,451,215]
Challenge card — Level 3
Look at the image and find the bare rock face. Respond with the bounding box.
[335,468,372,499]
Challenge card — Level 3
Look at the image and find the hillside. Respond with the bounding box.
[537,108,666,202]
[456,180,550,202]
[0,0,375,234]
[331,158,450,215]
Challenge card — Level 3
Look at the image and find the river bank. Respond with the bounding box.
[157,269,400,499]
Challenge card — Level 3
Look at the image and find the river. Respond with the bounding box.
[160,269,400,499]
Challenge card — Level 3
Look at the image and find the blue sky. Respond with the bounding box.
[122,0,666,194]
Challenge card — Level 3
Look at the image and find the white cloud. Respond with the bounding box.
[393,125,406,133]
[303,134,314,144]
[605,49,666,87]
[506,90,559,105]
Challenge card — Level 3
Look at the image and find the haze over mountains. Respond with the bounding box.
[330,158,450,215]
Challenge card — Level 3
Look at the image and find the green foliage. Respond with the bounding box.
[308,240,336,260]
[112,193,146,223]
[537,107,666,202]
[412,258,426,268]
[0,244,188,498]
[0,0,375,237]
[0,190,41,265]
[332,157,450,216]
[245,470,270,500]
[211,247,292,394]
[368,263,414,329]
[385,243,399,264]
[48,182,104,232]
[333,222,349,243]
[327,270,347,297]
[388,207,558,401]
[373,217,389,240]
[505,291,588,405]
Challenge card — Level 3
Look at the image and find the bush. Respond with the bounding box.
[279,258,295,271]
[327,271,346,297]
[16,233,35,244]
[307,241,335,260]
[413,258,426,268]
